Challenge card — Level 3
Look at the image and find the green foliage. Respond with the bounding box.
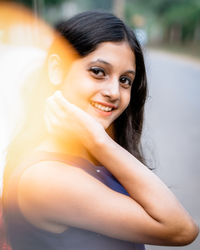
[15,0,112,9]
[15,0,65,7]
[88,0,112,10]
[161,1,200,24]
[126,0,200,43]
[160,0,200,42]
[14,0,200,44]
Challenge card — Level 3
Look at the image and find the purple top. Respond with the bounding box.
[4,151,145,250]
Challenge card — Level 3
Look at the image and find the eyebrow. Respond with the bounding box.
[89,59,136,75]
[125,70,136,76]
[90,59,111,66]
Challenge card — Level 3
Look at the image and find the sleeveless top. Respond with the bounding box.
[3,151,145,250]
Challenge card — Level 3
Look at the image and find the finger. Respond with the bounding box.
[44,108,63,133]
[45,109,73,139]
[53,91,74,112]
[48,91,73,116]
[44,112,53,133]
[45,96,66,119]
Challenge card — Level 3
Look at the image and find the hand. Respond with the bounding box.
[44,91,106,150]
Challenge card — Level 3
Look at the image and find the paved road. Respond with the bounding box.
[143,50,200,250]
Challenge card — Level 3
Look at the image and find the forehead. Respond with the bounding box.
[81,41,136,70]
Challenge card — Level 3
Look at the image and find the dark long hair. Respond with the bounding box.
[55,11,148,164]
[3,13,148,246]
[2,10,149,249]
[4,11,148,184]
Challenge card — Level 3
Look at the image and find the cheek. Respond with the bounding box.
[62,78,81,106]
[121,91,131,111]
[114,93,130,121]
[62,76,96,108]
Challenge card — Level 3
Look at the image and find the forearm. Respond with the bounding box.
[46,91,198,243]
[91,135,198,235]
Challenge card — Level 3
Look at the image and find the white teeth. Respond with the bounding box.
[91,102,112,112]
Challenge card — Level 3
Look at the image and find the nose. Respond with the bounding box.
[101,78,120,101]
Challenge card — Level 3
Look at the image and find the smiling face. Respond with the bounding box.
[61,41,136,129]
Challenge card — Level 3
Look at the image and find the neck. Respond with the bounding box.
[36,134,101,166]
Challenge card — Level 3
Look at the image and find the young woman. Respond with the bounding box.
[3,11,198,250]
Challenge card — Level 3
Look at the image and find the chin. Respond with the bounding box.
[98,120,110,131]
[100,121,110,130]
[100,119,114,130]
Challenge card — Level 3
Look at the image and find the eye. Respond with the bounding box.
[88,67,106,78]
[119,76,133,88]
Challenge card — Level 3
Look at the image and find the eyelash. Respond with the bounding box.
[119,76,133,88]
[89,67,106,78]
[88,66,133,88]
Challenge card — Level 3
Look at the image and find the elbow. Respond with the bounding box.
[177,221,199,246]
[167,220,199,246]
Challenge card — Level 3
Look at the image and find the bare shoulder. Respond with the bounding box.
[18,159,176,244]
[18,160,106,197]
[19,160,92,190]
[18,160,114,233]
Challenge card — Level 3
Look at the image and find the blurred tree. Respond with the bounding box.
[12,0,114,26]
[161,0,200,44]
[13,0,200,45]
[126,0,200,44]
[113,0,126,20]
[14,0,112,9]
[14,0,64,7]
[89,0,113,10]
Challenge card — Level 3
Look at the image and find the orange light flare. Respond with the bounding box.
[0,2,79,195]
[0,1,78,72]
[0,1,79,129]
[0,2,53,48]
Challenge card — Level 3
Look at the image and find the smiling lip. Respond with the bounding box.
[91,100,117,109]
[90,100,117,117]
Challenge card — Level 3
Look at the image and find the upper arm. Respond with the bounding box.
[18,161,168,244]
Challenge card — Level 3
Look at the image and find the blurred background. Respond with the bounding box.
[9,0,200,56]
[0,0,200,249]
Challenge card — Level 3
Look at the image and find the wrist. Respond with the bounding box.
[90,131,115,157]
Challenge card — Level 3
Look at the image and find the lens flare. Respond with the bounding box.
[0,2,79,195]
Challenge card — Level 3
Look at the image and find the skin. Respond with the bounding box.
[18,41,199,246]
[61,41,135,129]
